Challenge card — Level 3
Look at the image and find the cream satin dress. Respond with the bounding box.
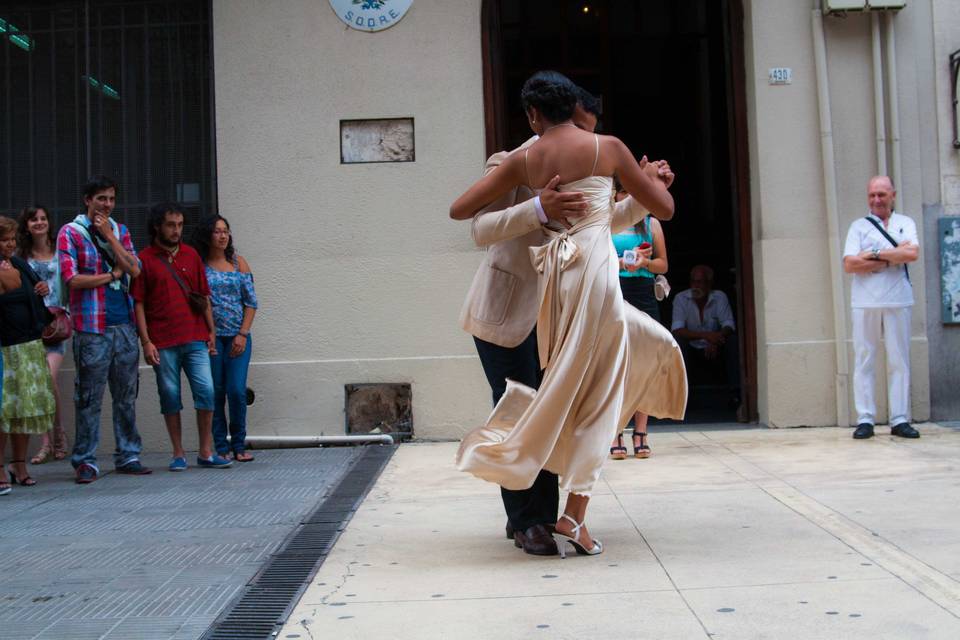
[457,138,688,496]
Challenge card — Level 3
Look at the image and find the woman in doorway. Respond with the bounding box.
[0,216,56,489]
[192,215,258,462]
[609,185,669,460]
[17,206,69,465]
[451,71,686,557]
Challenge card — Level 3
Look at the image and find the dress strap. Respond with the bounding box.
[523,148,531,187]
[590,134,600,176]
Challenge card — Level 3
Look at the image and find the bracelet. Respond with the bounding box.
[238,331,249,337]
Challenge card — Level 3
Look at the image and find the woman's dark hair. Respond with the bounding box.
[521,70,578,124]
[148,202,184,242]
[191,214,234,262]
[16,205,56,259]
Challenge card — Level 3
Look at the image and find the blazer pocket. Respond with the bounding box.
[471,266,518,326]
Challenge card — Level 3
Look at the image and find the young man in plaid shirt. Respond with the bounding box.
[58,176,150,483]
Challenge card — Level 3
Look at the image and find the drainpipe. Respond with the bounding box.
[244,434,396,449]
[812,7,851,426]
[884,11,902,186]
[871,12,887,175]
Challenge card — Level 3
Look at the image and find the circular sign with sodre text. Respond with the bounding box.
[329,0,414,32]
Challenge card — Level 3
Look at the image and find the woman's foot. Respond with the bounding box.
[53,427,69,460]
[8,461,37,486]
[30,441,53,465]
[633,431,651,459]
[609,433,627,460]
[0,479,11,495]
[233,451,254,462]
[554,513,602,557]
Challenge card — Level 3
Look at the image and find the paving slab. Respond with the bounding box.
[281,426,960,640]
[0,446,362,639]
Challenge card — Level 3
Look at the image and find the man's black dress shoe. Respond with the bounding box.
[853,423,874,439]
[891,422,920,438]
[513,524,558,556]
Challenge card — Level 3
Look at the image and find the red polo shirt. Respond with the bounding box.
[131,244,211,349]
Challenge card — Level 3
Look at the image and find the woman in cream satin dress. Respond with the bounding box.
[450,71,687,556]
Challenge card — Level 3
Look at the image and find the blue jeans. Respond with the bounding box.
[153,341,215,415]
[71,325,142,470]
[210,335,252,455]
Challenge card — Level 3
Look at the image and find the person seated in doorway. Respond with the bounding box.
[671,264,740,409]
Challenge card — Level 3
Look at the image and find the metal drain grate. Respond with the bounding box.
[203,444,396,639]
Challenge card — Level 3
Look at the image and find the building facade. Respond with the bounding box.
[1,0,958,450]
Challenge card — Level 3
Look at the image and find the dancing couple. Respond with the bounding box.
[451,71,687,558]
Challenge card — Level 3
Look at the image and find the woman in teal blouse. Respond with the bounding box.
[610,185,669,459]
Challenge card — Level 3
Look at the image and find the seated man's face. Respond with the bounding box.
[690,269,711,300]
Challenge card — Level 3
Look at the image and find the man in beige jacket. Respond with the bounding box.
[458,91,674,556]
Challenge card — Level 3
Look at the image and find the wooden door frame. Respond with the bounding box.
[480,0,759,422]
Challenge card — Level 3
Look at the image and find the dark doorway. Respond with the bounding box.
[482,0,757,423]
[0,0,216,248]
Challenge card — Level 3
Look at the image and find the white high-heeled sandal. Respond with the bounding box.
[554,513,603,558]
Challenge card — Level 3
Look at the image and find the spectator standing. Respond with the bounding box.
[609,185,669,460]
[132,203,230,471]
[0,216,56,489]
[17,206,69,464]
[671,265,740,408]
[192,215,258,462]
[58,176,149,483]
[842,176,920,439]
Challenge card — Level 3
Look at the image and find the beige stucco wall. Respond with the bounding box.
[209,0,491,442]
[745,0,931,427]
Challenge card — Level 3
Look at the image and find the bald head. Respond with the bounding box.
[867,175,896,220]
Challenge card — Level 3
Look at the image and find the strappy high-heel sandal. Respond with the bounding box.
[609,433,628,460]
[554,513,602,558]
[633,431,651,459]
[8,461,37,486]
[53,427,69,460]
[30,442,54,465]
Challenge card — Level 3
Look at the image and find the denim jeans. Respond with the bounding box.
[153,341,215,415]
[210,335,252,455]
[71,324,142,470]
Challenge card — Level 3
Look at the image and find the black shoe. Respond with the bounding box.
[853,423,874,439]
[513,524,558,556]
[505,521,514,540]
[116,460,153,475]
[891,422,920,438]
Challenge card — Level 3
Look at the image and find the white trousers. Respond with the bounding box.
[851,307,911,426]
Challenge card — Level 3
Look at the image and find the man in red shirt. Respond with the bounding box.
[131,203,231,471]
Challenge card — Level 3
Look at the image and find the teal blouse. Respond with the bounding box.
[611,218,654,279]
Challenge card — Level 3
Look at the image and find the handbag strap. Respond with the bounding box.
[157,253,194,298]
[864,216,910,283]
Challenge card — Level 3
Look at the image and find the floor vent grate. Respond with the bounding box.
[202,444,395,640]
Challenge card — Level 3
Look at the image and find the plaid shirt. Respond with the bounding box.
[57,216,139,334]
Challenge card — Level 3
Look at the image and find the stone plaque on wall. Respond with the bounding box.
[940,217,960,324]
[340,118,415,163]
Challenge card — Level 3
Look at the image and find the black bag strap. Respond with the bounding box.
[864,216,910,284]
[158,255,195,299]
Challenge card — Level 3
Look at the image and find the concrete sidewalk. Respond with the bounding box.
[280,424,960,640]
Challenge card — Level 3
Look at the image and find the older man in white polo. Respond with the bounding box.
[842,176,920,439]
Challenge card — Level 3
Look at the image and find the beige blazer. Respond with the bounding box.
[460,138,651,348]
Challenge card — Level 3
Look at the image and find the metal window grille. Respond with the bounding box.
[0,0,216,248]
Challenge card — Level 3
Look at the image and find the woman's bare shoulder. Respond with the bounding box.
[236,255,252,273]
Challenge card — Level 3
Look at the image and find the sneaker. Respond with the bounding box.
[853,423,875,439]
[116,460,153,475]
[197,454,233,469]
[891,422,920,438]
[75,463,98,484]
[168,457,188,472]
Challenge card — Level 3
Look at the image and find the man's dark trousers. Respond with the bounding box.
[473,328,559,531]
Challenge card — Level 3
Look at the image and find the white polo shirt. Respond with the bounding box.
[671,289,736,349]
[843,212,917,308]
